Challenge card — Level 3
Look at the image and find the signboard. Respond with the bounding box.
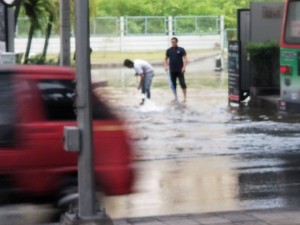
[0,2,6,52]
[262,6,283,19]
[228,41,241,103]
[0,52,15,64]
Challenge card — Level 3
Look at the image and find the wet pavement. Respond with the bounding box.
[96,87,300,219]
[2,57,300,225]
[114,208,300,225]
[92,58,300,219]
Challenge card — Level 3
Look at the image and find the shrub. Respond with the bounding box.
[27,53,58,65]
[246,40,280,87]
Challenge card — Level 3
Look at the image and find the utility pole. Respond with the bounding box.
[61,0,113,224]
[60,0,70,66]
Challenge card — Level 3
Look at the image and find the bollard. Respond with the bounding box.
[215,54,223,72]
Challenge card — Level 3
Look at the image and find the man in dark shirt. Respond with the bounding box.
[164,37,188,102]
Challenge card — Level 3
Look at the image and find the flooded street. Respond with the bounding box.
[92,58,300,219]
[1,58,300,224]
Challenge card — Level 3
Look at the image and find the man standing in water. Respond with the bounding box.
[124,59,154,105]
[164,37,188,102]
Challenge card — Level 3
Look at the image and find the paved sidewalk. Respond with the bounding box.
[113,208,300,225]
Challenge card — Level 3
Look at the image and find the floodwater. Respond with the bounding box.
[92,58,300,219]
[2,57,300,224]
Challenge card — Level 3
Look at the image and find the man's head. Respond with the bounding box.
[171,37,178,48]
[124,59,134,68]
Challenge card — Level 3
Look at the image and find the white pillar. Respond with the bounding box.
[168,16,173,45]
[220,15,225,51]
[120,17,124,52]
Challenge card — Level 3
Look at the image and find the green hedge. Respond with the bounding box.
[246,40,280,87]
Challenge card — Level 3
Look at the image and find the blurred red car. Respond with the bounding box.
[0,65,135,207]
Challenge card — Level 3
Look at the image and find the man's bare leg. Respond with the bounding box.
[183,89,187,102]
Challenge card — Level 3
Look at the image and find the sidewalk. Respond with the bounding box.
[113,208,300,225]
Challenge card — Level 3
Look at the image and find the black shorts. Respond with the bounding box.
[170,72,187,89]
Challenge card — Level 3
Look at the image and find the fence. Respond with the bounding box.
[14,15,225,54]
[16,16,222,37]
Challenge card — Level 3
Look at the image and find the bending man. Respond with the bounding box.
[124,59,154,105]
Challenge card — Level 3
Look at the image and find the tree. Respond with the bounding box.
[96,0,253,28]
[17,0,99,64]
[22,0,52,64]
[42,0,56,59]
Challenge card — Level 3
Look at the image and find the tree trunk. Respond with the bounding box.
[14,0,22,31]
[24,24,34,64]
[42,14,53,59]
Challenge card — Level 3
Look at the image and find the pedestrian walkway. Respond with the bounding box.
[113,208,300,225]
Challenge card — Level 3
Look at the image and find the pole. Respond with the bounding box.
[60,0,71,66]
[74,0,95,218]
[61,0,114,224]
[7,7,14,52]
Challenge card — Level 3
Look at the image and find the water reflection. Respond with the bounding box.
[102,157,240,218]
[95,64,300,219]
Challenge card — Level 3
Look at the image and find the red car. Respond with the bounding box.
[0,65,135,208]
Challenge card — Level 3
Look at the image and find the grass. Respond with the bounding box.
[91,49,215,63]
[98,73,228,90]
[47,49,216,64]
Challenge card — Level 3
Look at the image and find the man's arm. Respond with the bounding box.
[182,55,188,73]
[164,49,169,71]
[137,74,145,90]
[164,56,169,71]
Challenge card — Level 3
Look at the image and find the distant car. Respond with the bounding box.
[0,65,135,210]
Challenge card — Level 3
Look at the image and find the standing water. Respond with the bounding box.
[92,58,300,219]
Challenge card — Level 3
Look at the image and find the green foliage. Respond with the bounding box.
[246,41,280,86]
[22,0,53,32]
[27,53,58,65]
[97,0,252,28]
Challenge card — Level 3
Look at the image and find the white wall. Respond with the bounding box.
[14,35,221,55]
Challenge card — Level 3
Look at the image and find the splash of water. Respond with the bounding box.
[138,99,165,112]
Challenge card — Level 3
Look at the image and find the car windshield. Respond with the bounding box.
[38,79,115,121]
[285,0,300,44]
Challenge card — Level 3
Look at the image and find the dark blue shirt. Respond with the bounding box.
[166,47,187,73]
